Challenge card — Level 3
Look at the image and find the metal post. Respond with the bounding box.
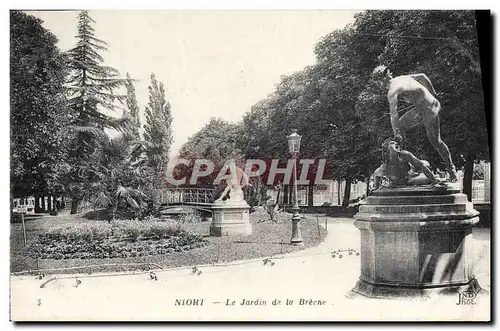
[290,152,303,245]
[21,212,27,246]
[316,214,321,239]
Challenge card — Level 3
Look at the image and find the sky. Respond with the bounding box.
[27,10,360,156]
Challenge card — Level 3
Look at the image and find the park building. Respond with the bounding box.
[266,180,368,208]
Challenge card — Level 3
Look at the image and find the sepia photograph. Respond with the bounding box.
[8,8,492,322]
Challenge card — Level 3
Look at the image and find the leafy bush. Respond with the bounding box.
[172,232,205,247]
[141,215,163,222]
[263,193,282,223]
[252,207,286,224]
[265,204,282,223]
[110,219,182,241]
[118,220,142,241]
[178,209,202,223]
[243,182,268,212]
[39,222,112,244]
[141,221,182,239]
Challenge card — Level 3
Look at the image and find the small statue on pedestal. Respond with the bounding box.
[214,163,250,204]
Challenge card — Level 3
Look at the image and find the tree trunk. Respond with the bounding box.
[47,195,52,212]
[337,180,342,205]
[463,152,475,202]
[283,185,289,205]
[365,180,370,197]
[70,199,79,215]
[10,193,14,215]
[34,196,40,213]
[111,197,119,221]
[61,195,66,209]
[255,183,261,206]
[342,179,352,208]
[308,182,314,208]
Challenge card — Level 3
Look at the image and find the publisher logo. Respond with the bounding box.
[456,290,477,305]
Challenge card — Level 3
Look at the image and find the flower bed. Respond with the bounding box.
[26,219,208,260]
[11,211,328,274]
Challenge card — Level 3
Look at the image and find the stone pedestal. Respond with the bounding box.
[210,201,252,236]
[350,184,481,299]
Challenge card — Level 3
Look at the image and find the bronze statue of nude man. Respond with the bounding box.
[372,65,457,182]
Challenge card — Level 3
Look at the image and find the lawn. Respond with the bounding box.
[10,208,327,275]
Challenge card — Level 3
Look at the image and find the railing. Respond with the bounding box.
[472,180,490,203]
[159,188,216,205]
[267,179,491,206]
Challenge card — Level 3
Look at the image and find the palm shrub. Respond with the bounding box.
[91,137,156,220]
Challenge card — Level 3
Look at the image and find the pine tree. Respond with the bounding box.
[124,72,141,139]
[65,10,128,214]
[143,73,174,183]
[66,10,127,128]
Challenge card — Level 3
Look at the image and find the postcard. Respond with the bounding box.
[9,9,491,322]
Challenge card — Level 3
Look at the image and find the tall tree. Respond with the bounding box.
[241,67,335,206]
[179,117,240,186]
[312,25,381,206]
[65,10,128,214]
[143,73,174,184]
[10,11,69,200]
[124,72,141,139]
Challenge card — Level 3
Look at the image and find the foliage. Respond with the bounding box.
[90,135,156,219]
[258,191,283,223]
[12,212,327,273]
[265,204,282,223]
[65,11,127,127]
[249,206,285,224]
[113,219,182,241]
[177,209,203,223]
[124,72,141,139]
[64,10,130,212]
[313,24,382,185]
[179,117,242,186]
[38,222,112,243]
[11,11,167,219]
[473,163,485,180]
[27,220,205,260]
[12,10,488,215]
[143,73,174,182]
[180,117,242,163]
[243,179,269,212]
[10,11,70,197]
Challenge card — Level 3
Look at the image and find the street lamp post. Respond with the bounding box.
[287,129,304,246]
